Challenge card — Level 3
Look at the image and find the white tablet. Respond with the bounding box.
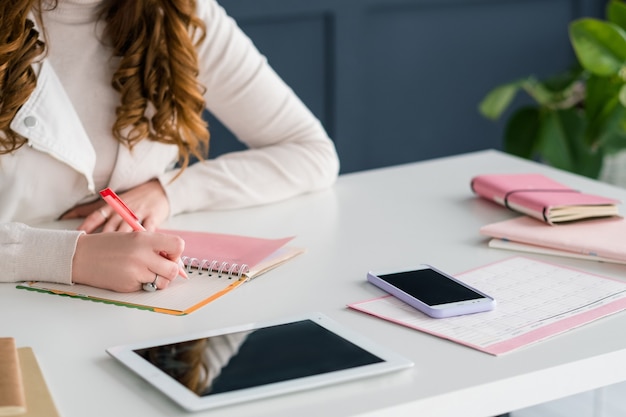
[106,312,413,411]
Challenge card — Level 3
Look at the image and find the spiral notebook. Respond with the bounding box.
[18,230,304,315]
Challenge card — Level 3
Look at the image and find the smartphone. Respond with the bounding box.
[367,265,496,318]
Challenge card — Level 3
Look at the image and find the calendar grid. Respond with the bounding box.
[349,257,626,355]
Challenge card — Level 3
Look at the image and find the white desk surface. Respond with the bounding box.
[4,149,626,417]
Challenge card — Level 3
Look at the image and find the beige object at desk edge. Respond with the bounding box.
[0,338,26,416]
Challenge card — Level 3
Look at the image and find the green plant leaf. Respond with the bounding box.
[594,102,626,153]
[538,109,602,178]
[478,82,521,120]
[585,74,619,119]
[619,84,626,106]
[569,18,626,76]
[541,65,585,92]
[537,110,576,171]
[598,124,626,153]
[503,107,541,159]
[607,0,626,31]
[576,150,604,178]
[584,74,622,145]
[519,73,586,109]
[519,77,558,106]
[570,119,604,179]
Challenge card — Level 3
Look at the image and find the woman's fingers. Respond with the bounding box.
[63,180,170,233]
[72,232,185,292]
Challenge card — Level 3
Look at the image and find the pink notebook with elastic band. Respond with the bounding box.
[471,173,619,224]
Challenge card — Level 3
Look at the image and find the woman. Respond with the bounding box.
[0,0,339,292]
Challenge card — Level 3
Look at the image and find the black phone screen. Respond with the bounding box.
[378,268,485,306]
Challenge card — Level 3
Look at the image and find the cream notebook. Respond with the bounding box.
[0,340,58,417]
[17,348,60,417]
[19,230,304,315]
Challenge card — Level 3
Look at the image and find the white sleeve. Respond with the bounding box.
[160,0,339,214]
[0,222,82,284]
[203,331,250,388]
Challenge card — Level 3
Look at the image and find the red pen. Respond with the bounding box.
[99,188,188,280]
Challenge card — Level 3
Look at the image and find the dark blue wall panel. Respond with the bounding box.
[207,0,605,173]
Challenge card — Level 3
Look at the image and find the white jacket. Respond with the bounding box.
[0,0,339,284]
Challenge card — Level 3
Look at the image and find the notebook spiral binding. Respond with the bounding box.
[181,256,250,279]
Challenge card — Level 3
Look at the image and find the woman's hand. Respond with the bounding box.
[61,180,170,233]
[72,231,185,292]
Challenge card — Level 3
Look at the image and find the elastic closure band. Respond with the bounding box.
[502,188,580,210]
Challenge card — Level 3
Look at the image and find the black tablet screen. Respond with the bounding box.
[134,319,384,396]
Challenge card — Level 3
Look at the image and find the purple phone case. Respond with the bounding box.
[366,267,495,318]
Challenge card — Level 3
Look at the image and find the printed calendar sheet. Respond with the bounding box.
[349,257,626,355]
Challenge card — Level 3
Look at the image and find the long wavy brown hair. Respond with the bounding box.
[0,0,209,173]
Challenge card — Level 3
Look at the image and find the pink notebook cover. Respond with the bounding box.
[159,229,294,271]
[471,173,618,223]
[480,216,626,262]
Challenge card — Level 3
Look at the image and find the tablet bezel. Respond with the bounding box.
[106,312,413,411]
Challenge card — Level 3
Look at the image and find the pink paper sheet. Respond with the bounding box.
[349,257,626,355]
